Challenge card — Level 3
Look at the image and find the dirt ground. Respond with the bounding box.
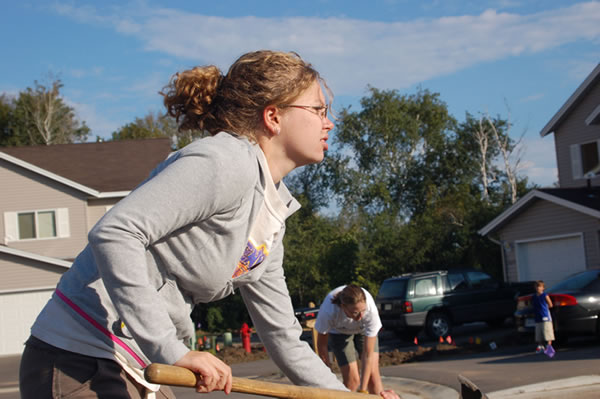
[214,340,498,368]
[206,324,522,367]
[215,344,271,364]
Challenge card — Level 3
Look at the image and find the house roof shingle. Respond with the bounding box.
[1,139,172,192]
[540,63,600,137]
[479,187,600,236]
[539,187,600,212]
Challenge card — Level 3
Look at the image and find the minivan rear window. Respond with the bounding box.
[377,279,408,299]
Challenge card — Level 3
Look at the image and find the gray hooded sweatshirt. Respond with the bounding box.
[31,132,346,390]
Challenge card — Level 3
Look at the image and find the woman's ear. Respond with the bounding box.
[263,105,281,136]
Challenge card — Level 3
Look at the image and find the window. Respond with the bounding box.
[377,279,408,299]
[3,208,69,242]
[466,271,495,289]
[550,270,600,292]
[571,141,600,179]
[447,273,468,291]
[413,277,438,297]
[17,210,57,239]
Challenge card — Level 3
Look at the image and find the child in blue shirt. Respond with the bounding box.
[532,280,554,353]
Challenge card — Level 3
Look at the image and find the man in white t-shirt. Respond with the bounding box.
[314,284,384,394]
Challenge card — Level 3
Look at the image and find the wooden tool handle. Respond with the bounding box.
[144,363,381,399]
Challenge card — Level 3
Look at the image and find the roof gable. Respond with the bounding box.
[479,187,600,236]
[540,63,600,137]
[1,139,172,194]
[0,245,72,269]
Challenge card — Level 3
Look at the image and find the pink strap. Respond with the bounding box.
[55,288,147,368]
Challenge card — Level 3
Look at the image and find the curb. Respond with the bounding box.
[259,373,460,399]
[381,376,459,399]
[487,375,600,398]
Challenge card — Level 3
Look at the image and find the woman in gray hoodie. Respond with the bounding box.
[19,50,399,399]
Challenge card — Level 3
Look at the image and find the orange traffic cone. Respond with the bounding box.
[216,343,220,352]
[439,336,444,343]
[413,337,418,345]
[446,335,453,344]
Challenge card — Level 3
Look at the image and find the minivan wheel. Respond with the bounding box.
[427,312,451,339]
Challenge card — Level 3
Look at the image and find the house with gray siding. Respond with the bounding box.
[0,138,172,355]
[479,63,600,289]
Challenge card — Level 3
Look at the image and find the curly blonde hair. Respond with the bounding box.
[161,50,331,142]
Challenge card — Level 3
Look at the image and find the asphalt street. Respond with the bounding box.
[1,323,598,399]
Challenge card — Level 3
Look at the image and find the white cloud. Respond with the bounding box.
[47,0,598,182]
[68,66,104,79]
[0,87,19,99]
[519,136,558,187]
[123,71,167,100]
[519,93,544,103]
[52,2,600,95]
[65,99,121,139]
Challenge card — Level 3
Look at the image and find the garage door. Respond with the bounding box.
[516,235,586,288]
[0,289,53,355]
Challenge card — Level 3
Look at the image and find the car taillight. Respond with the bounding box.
[402,301,413,313]
[550,294,577,307]
[516,295,532,310]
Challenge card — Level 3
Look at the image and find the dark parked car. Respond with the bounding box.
[294,306,319,324]
[515,269,600,344]
[376,269,534,340]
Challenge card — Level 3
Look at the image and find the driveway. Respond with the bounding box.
[383,335,600,393]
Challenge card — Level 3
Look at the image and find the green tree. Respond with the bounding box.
[282,163,364,305]
[111,110,206,149]
[0,95,22,146]
[328,87,533,281]
[331,87,458,220]
[9,79,89,145]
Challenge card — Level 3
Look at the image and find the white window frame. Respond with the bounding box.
[570,140,600,179]
[3,208,70,243]
[585,104,600,126]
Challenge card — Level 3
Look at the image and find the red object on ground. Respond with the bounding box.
[240,322,252,353]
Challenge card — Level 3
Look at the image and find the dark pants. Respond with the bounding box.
[19,336,175,399]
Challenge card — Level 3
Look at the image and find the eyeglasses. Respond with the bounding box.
[342,304,366,318]
[280,104,328,120]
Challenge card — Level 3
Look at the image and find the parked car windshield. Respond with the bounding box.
[549,270,600,293]
[447,273,468,292]
[466,271,496,289]
[378,279,408,299]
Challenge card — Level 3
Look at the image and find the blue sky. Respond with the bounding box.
[1,1,599,187]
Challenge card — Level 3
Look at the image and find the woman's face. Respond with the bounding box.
[279,80,334,167]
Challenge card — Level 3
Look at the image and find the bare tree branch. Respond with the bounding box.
[486,110,525,204]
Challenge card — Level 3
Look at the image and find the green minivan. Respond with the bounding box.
[376,269,533,339]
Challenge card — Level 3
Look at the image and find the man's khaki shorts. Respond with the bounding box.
[328,333,379,366]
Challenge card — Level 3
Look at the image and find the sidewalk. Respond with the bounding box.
[243,367,600,399]
[487,375,600,399]
[2,353,599,399]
